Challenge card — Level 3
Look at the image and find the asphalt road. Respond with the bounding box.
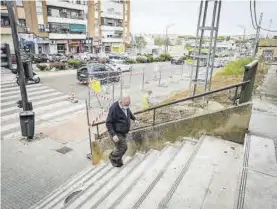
[40,62,190,101]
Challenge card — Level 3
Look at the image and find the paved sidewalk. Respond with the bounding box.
[249,64,277,140]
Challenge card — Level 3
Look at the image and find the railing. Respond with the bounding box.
[92,80,250,137]
[91,60,258,138]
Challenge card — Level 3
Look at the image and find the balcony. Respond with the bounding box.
[48,16,86,25]
[101,25,123,31]
[46,1,87,11]
[101,12,123,19]
[48,33,86,40]
[102,37,123,43]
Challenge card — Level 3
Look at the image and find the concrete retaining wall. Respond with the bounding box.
[92,102,252,163]
[127,102,252,153]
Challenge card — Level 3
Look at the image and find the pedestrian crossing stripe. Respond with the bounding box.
[0,82,85,140]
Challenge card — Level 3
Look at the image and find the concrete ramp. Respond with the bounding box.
[30,136,245,209]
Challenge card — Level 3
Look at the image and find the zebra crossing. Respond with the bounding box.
[1,81,85,140]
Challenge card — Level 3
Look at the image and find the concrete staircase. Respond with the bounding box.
[30,134,276,209]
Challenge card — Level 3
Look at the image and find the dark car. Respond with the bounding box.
[171,56,185,65]
[33,54,49,63]
[77,63,121,84]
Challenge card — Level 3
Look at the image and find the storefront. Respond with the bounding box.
[55,40,68,54]
[111,43,125,53]
[35,37,50,54]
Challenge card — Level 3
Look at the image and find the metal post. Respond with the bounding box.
[120,73,123,97]
[112,82,115,102]
[7,1,29,111]
[208,0,222,91]
[88,86,91,108]
[204,1,217,92]
[239,60,258,103]
[85,100,93,160]
[192,0,208,96]
[141,67,145,91]
[129,70,132,87]
[253,12,263,58]
[158,70,162,86]
[233,86,239,105]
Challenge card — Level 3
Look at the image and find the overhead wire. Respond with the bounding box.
[249,0,257,29]
[253,0,258,27]
[250,0,277,32]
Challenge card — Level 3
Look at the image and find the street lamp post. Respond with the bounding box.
[238,25,246,54]
[165,24,174,54]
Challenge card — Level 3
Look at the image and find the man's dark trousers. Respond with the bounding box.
[109,133,127,166]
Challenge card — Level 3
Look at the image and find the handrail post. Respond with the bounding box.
[239,60,258,103]
[96,124,99,139]
[233,86,239,105]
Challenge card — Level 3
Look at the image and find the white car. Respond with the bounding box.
[107,59,132,72]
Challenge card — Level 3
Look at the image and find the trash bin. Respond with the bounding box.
[23,61,33,79]
[20,111,35,139]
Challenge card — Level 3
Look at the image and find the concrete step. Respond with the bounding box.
[137,139,198,209]
[83,149,160,209]
[235,134,277,209]
[162,135,243,209]
[112,144,181,209]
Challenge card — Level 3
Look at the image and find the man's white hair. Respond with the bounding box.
[119,92,130,102]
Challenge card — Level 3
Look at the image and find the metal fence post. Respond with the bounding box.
[112,82,115,102]
[120,73,123,97]
[141,67,145,91]
[239,60,258,103]
[158,70,162,86]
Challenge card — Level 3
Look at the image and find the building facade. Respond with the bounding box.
[0,0,131,54]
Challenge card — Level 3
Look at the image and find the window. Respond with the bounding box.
[57,44,66,53]
[38,24,45,32]
[18,19,26,27]
[1,17,10,27]
[76,0,81,4]
[49,22,70,33]
[16,0,23,6]
[1,1,7,6]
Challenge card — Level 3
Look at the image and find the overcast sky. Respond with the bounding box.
[131,0,277,36]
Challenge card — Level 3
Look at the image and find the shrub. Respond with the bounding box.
[185,59,193,64]
[68,59,86,68]
[216,57,254,76]
[159,53,172,61]
[36,64,48,71]
[146,55,154,63]
[154,57,161,62]
[136,56,147,63]
[49,62,67,70]
[125,58,136,64]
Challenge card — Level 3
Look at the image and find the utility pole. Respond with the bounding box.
[7,1,29,111]
[253,12,263,58]
[7,1,35,139]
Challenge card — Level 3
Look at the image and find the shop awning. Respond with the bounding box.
[69,24,86,32]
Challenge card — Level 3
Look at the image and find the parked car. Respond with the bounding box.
[171,56,185,65]
[77,63,121,84]
[33,54,49,63]
[106,59,132,72]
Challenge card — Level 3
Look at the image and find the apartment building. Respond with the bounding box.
[0,0,131,54]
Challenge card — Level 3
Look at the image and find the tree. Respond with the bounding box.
[154,37,165,47]
[225,36,231,41]
[218,36,225,41]
[133,36,147,52]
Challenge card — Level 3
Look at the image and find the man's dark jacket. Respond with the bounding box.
[106,101,136,137]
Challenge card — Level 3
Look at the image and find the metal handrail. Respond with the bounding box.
[91,80,250,128]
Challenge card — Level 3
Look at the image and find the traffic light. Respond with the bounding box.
[1,43,12,69]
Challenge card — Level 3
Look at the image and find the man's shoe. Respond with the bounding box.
[109,153,122,167]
